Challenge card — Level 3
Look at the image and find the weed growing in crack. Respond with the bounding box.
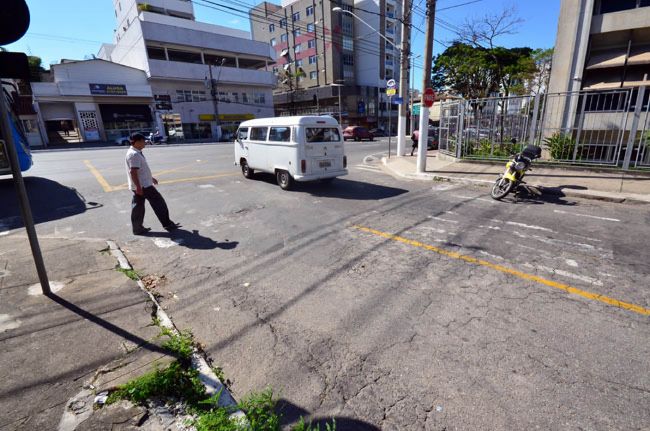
[116,266,141,280]
[159,327,194,363]
[292,417,337,431]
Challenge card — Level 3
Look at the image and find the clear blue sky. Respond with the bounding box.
[3,0,560,87]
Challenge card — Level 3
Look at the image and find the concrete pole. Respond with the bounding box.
[416,0,436,173]
[0,88,50,295]
[396,0,411,156]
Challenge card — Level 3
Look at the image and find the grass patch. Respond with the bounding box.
[292,417,337,431]
[116,267,141,281]
[159,327,194,363]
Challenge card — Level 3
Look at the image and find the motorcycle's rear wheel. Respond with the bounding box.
[491,177,513,200]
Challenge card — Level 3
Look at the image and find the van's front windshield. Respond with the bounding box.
[306,127,341,143]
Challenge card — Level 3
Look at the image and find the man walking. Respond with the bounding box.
[125,133,180,235]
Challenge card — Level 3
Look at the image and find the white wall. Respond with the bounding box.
[140,11,248,39]
[108,20,150,74]
[147,60,275,86]
[52,60,150,85]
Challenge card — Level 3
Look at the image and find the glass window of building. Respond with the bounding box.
[342,36,354,51]
[307,23,315,32]
[269,23,275,32]
[306,5,314,16]
[295,43,302,53]
[280,18,287,28]
[146,46,166,60]
[309,55,317,64]
[293,28,301,37]
[254,93,266,104]
[271,38,276,46]
[310,71,317,80]
[308,39,316,49]
[281,33,288,42]
[292,12,300,21]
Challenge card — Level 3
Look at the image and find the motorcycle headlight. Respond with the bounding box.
[514,161,526,171]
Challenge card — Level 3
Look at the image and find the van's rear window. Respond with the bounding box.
[306,127,340,142]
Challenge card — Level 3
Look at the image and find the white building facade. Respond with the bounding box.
[99,0,276,140]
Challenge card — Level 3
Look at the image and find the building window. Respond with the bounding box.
[309,55,317,64]
[308,39,316,49]
[307,23,315,32]
[344,69,354,79]
[295,59,303,66]
[310,71,317,80]
[342,18,353,34]
[343,53,354,66]
[280,18,287,28]
[218,91,229,102]
[292,12,300,21]
[270,38,276,46]
[167,49,202,64]
[342,36,354,51]
[243,93,249,103]
[293,28,301,37]
[147,46,166,60]
[269,23,275,32]
[281,33,288,42]
[254,93,266,104]
[232,92,239,103]
[295,43,302,53]
[306,5,314,16]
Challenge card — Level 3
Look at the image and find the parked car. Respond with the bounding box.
[369,128,387,137]
[343,126,374,141]
[412,127,439,150]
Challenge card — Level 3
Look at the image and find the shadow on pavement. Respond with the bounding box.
[277,399,380,431]
[499,185,579,206]
[0,177,102,229]
[251,174,408,200]
[147,228,238,250]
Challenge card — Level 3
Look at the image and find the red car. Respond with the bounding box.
[343,126,374,141]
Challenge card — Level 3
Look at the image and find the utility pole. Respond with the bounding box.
[396,0,411,156]
[416,0,436,173]
[208,62,221,141]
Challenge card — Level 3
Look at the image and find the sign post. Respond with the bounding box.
[416,88,436,173]
[386,79,397,158]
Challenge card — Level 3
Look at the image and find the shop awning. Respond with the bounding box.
[585,48,627,70]
[99,104,153,122]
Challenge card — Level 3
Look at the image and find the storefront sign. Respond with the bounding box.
[84,129,100,141]
[154,95,172,111]
[89,83,128,96]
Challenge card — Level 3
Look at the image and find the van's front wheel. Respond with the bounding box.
[241,159,255,179]
[276,170,293,190]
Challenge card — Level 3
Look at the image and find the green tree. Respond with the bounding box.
[27,56,45,82]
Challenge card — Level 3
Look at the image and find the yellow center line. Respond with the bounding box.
[109,173,238,191]
[113,160,210,189]
[83,160,113,192]
[353,225,650,317]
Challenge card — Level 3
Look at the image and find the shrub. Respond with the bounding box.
[544,132,576,160]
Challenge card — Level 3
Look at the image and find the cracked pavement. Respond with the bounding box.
[4,142,649,429]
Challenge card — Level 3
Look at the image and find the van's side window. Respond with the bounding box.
[249,127,268,141]
[237,128,249,140]
[269,127,291,142]
[306,127,341,143]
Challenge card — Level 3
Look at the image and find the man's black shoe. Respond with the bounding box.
[133,227,151,235]
[164,222,181,231]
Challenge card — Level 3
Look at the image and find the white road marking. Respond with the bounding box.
[153,238,184,248]
[28,281,66,296]
[427,216,459,224]
[198,184,215,189]
[554,209,620,222]
[431,184,457,191]
[492,220,553,232]
[454,195,498,204]
[523,263,603,286]
[565,259,579,267]
[354,166,382,173]
[0,314,21,332]
[479,250,505,261]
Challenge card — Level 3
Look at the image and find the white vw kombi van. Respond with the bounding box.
[234,116,348,190]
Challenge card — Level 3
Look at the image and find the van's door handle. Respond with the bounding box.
[245,146,248,150]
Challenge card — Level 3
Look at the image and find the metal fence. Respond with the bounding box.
[438,86,650,170]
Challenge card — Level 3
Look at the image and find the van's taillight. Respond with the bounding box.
[301,159,306,173]
[343,156,347,168]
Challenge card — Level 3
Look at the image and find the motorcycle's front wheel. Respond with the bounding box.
[491,177,513,200]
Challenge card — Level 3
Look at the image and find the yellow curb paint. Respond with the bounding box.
[83,160,113,192]
[353,225,650,317]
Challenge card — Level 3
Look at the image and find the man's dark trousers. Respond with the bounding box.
[131,186,172,232]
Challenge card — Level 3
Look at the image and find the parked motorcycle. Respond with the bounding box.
[147,130,166,145]
[491,143,542,200]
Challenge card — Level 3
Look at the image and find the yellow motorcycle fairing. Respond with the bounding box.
[503,161,518,182]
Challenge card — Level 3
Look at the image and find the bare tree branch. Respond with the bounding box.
[456,6,524,49]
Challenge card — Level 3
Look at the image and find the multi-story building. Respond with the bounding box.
[249,0,402,130]
[98,0,276,140]
[549,0,650,94]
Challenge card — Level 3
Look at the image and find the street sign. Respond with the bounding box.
[392,96,403,105]
[423,88,436,108]
[387,88,397,96]
[386,79,397,89]
[412,103,421,116]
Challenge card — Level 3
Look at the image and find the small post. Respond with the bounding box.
[0,84,51,295]
[388,95,393,158]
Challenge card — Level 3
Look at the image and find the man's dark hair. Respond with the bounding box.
[130,132,146,142]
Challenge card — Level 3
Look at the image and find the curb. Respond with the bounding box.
[105,241,245,420]
[381,157,650,205]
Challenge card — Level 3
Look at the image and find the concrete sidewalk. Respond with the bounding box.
[0,233,161,430]
[382,152,650,204]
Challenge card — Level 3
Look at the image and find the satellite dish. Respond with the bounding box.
[0,0,30,45]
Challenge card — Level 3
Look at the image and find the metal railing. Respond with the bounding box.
[438,87,650,170]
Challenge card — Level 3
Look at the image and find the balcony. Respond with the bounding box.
[148,59,275,87]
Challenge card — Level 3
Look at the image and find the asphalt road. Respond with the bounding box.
[1,140,649,430]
